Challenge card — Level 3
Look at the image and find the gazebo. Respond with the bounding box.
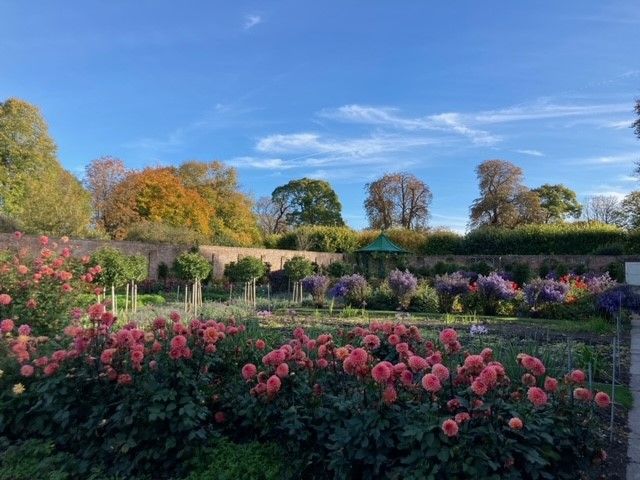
[355,232,410,278]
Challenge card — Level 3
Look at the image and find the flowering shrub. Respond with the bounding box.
[301,274,330,307]
[475,273,518,315]
[584,272,618,295]
[331,274,371,306]
[387,269,418,309]
[524,278,570,308]
[0,233,98,334]
[229,323,610,479]
[433,272,470,313]
[0,306,245,478]
[597,285,640,316]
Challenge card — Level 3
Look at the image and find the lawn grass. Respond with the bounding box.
[267,306,616,335]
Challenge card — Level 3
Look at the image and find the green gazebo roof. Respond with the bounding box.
[356,233,410,254]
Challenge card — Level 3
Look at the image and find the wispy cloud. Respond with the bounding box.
[320,105,500,145]
[228,157,293,170]
[576,151,640,166]
[243,15,262,30]
[472,101,631,124]
[256,132,439,157]
[515,149,545,157]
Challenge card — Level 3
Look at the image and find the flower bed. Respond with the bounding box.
[0,304,618,479]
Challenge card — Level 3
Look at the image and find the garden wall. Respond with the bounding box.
[0,234,345,280]
[2,233,638,280]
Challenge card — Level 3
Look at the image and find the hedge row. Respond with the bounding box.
[264,223,640,255]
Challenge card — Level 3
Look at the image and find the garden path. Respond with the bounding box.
[627,314,640,480]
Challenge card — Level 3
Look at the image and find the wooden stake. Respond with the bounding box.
[125,282,130,312]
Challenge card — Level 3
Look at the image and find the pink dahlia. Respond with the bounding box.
[439,328,458,345]
[569,369,586,384]
[276,363,290,378]
[363,334,381,349]
[1,318,15,333]
[527,387,548,407]
[544,376,558,392]
[408,355,429,372]
[242,363,258,380]
[266,375,282,395]
[431,363,450,382]
[20,364,35,377]
[0,294,12,306]
[508,417,523,430]
[573,387,593,401]
[442,418,459,437]
[594,391,611,408]
[421,373,442,393]
[371,362,392,383]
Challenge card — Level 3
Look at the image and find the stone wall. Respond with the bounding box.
[2,233,637,280]
[0,233,345,279]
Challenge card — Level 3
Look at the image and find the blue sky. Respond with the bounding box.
[1,1,639,232]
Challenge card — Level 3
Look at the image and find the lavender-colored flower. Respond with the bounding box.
[388,269,418,308]
[597,285,640,315]
[584,273,618,295]
[302,274,330,306]
[331,274,371,305]
[434,272,470,296]
[470,324,489,336]
[524,278,569,307]
[476,273,517,302]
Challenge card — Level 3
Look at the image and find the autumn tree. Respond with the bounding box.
[176,160,261,246]
[103,167,212,240]
[0,98,92,235]
[364,172,432,230]
[470,159,543,229]
[532,184,582,223]
[84,156,127,228]
[582,195,623,225]
[271,178,344,227]
[254,196,288,235]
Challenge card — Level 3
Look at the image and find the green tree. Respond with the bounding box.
[0,98,91,235]
[532,184,582,223]
[19,169,92,236]
[224,256,267,283]
[0,98,58,216]
[272,178,344,227]
[619,191,640,230]
[91,247,131,288]
[283,256,315,281]
[174,251,212,281]
[470,159,544,228]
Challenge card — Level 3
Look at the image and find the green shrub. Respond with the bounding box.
[224,256,267,283]
[185,438,288,480]
[506,262,532,286]
[462,223,625,255]
[91,247,132,288]
[367,281,397,310]
[173,251,212,281]
[606,261,625,282]
[432,260,463,275]
[0,438,90,480]
[422,230,464,254]
[283,256,314,281]
[592,243,625,255]
[409,283,439,313]
[326,260,354,278]
[467,261,492,276]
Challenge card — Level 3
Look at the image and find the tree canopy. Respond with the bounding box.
[0,98,92,235]
[271,178,344,227]
[103,167,212,240]
[532,184,582,223]
[470,159,543,229]
[364,172,432,230]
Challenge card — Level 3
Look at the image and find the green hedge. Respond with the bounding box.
[266,223,636,255]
